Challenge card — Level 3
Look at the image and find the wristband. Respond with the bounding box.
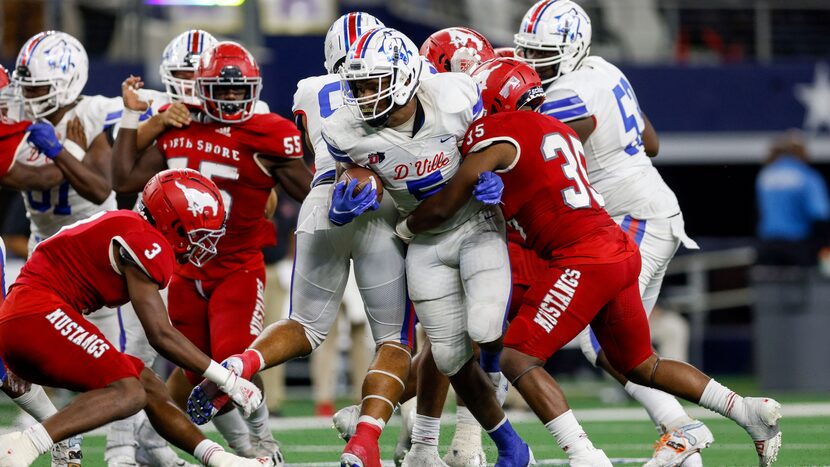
[395,218,414,242]
[120,108,144,130]
[63,140,86,160]
[202,360,232,386]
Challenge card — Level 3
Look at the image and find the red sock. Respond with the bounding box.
[354,421,383,441]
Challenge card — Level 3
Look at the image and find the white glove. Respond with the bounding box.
[203,360,263,417]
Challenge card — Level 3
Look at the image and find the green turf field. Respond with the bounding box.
[10,377,830,466]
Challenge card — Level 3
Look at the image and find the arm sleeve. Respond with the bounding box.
[112,229,176,288]
[539,87,592,123]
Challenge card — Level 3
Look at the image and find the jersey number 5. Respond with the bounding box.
[542,133,605,209]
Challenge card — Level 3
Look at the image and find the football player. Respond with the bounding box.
[112,41,312,461]
[0,169,273,467]
[399,57,783,467]
[513,1,707,464]
[322,28,531,467]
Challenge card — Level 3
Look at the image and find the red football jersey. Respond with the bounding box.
[155,112,303,280]
[5,210,175,318]
[0,120,30,178]
[462,111,635,265]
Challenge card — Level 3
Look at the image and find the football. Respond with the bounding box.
[340,167,384,202]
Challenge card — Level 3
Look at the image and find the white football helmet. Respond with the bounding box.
[340,28,423,127]
[514,0,592,85]
[13,31,88,119]
[324,12,385,74]
[160,29,218,104]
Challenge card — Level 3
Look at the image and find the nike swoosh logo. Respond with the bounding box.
[440,136,452,143]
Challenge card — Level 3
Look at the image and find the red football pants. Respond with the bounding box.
[0,286,144,391]
[504,252,653,375]
[168,267,266,385]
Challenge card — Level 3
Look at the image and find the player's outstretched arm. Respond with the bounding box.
[642,112,659,157]
[402,143,513,235]
[0,162,63,191]
[121,252,262,415]
[112,76,167,193]
[265,157,313,203]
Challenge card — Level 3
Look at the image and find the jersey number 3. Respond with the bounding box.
[542,133,605,209]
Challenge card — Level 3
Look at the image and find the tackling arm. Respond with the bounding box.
[53,131,113,204]
[264,157,313,203]
[404,143,515,234]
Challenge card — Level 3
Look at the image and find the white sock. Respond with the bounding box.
[624,381,692,432]
[411,414,441,447]
[456,405,478,426]
[13,385,58,422]
[23,423,53,455]
[213,410,253,454]
[193,439,224,466]
[544,410,594,456]
[699,379,748,426]
[242,401,272,442]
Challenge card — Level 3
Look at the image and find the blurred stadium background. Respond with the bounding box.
[1,0,829,465]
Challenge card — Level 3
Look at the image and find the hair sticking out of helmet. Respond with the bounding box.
[470,58,545,116]
[514,0,592,85]
[139,168,227,267]
[196,41,262,124]
[340,28,423,127]
[324,12,385,74]
[160,29,218,104]
[13,30,89,119]
[420,27,496,75]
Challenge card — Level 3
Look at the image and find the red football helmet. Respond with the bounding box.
[196,41,262,123]
[139,168,227,267]
[493,47,516,58]
[470,58,546,116]
[0,65,16,119]
[420,27,496,74]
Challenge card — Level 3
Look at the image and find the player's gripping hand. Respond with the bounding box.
[473,171,504,205]
[329,178,379,226]
[159,102,192,129]
[26,122,62,159]
[188,350,265,424]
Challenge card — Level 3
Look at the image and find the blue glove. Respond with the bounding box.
[186,383,220,425]
[473,171,504,205]
[329,178,379,226]
[26,122,63,159]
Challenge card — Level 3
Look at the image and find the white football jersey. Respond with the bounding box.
[321,72,484,233]
[292,74,340,186]
[542,56,679,220]
[16,95,121,240]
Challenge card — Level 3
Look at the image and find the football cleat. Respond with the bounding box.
[401,444,448,467]
[680,452,703,467]
[494,442,534,467]
[250,438,284,466]
[208,451,276,467]
[333,404,360,441]
[0,432,40,467]
[444,423,485,467]
[567,447,611,467]
[644,420,713,467]
[52,435,83,467]
[741,397,782,467]
[340,432,382,467]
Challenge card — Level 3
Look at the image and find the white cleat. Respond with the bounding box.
[443,424,485,467]
[394,399,416,467]
[52,435,83,467]
[401,443,448,467]
[741,397,782,467]
[333,405,360,441]
[208,451,275,467]
[0,432,40,467]
[679,452,703,467]
[644,420,714,467]
[106,457,136,467]
[568,447,612,467]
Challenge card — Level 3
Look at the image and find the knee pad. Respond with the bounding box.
[431,339,473,377]
[578,327,601,367]
[466,306,505,345]
[292,317,327,352]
